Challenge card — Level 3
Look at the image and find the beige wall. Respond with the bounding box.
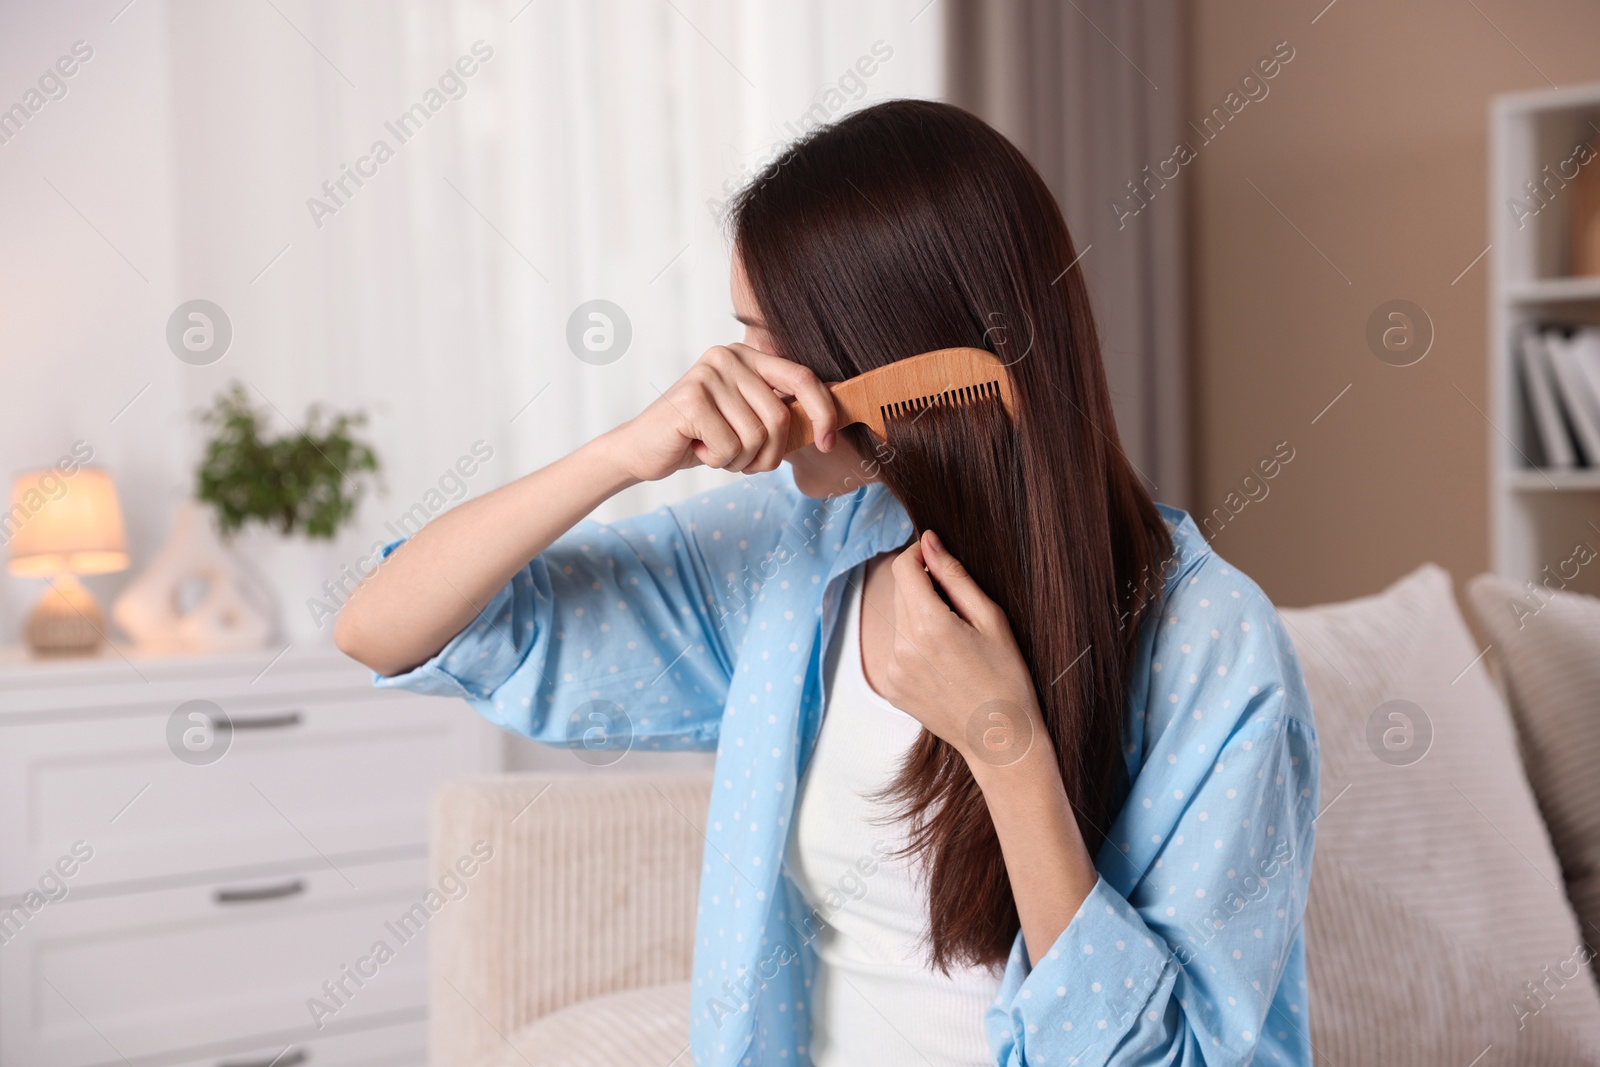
[1188,0,1600,607]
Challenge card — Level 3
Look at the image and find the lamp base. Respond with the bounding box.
[26,574,107,655]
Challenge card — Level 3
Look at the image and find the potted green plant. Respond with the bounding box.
[195,382,381,540]
[194,382,382,644]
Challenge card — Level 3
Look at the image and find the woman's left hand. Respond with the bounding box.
[880,529,1048,773]
[886,530,1099,967]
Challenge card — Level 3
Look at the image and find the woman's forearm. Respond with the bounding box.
[972,739,1101,968]
[334,342,837,679]
[335,431,638,676]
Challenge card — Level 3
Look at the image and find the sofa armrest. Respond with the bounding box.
[429,771,712,1067]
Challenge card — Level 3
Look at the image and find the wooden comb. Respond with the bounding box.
[783,346,1016,453]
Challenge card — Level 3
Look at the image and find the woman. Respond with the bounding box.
[338,100,1318,1067]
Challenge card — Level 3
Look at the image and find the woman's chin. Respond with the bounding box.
[783,440,878,499]
[786,464,827,499]
[780,457,841,499]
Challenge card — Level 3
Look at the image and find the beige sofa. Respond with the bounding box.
[428,565,1600,1066]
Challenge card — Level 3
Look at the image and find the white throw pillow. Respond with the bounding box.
[1279,564,1600,1064]
[481,981,690,1067]
[1468,573,1600,972]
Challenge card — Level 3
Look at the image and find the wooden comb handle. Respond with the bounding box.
[783,398,823,453]
[782,381,878,453]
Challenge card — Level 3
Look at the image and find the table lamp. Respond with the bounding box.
[6,467,129,654]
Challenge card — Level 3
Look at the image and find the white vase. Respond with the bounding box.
[233,520,378,647]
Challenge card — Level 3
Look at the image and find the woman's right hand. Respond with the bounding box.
[606,343,839,482]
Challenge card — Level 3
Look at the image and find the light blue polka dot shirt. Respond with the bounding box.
[375,468,1319,1067]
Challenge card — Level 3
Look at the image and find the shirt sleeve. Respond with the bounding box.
[984,615,1319,1065]
[373,471,800,753]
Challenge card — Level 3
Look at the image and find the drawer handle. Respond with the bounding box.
[218,1048,308,1067]
[214,878,306,905]
[232,711,303,730]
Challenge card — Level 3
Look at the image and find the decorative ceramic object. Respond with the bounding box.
[113,502,274,653]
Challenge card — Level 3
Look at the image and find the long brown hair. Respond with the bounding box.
[731,99,1173,971]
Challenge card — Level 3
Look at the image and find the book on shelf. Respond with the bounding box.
[1534,326,1600,468]
[1571,329,1600,433]
[1519,328,1576,469]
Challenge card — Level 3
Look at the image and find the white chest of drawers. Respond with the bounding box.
[0,646,500,1067]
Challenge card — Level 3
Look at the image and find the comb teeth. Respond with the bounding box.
[880,378,1003,424]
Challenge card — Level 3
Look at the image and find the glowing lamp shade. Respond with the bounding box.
[7,467,129,577]
[7,467,129,654]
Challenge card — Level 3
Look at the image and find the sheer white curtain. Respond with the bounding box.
[945,0,1189,508]
[452,0,946,520]
[159,0,942,642]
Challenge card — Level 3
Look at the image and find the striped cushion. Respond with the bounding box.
[483,981,690,1067]
[1468,573,1600,969]
[1280,564,1600,1064]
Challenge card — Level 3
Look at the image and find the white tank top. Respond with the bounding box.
[784,566,1002,1067]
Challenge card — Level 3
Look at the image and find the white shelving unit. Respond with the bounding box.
[1489,84,1600,596]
